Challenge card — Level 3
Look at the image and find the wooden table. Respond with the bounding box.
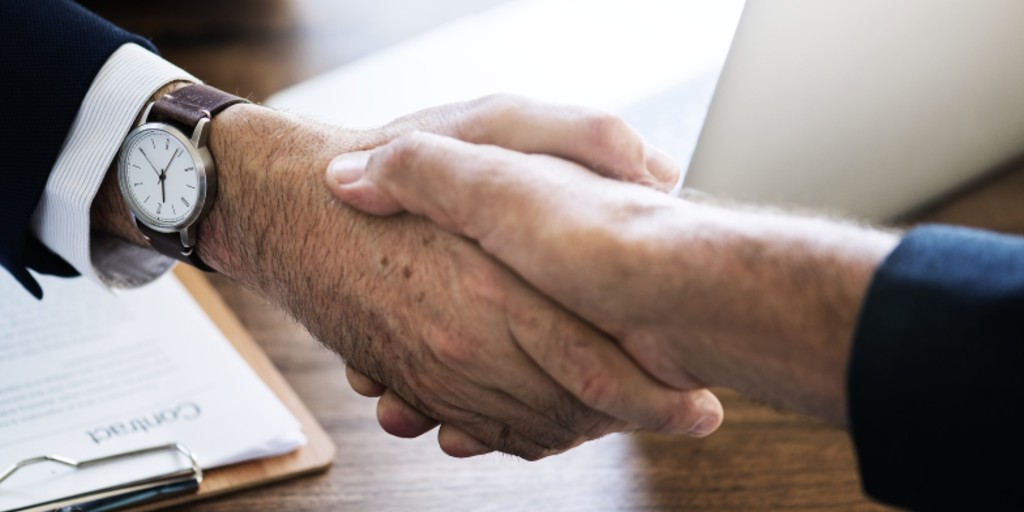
[88,1,1024,510]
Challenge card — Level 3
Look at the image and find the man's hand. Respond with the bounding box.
[91,95,723,459]
[326,131,900,425]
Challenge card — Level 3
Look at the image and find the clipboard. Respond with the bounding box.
[146,266,337,509]
[0,266,336,511]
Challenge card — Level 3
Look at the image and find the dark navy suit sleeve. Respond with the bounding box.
[849,225,1024,510]
[0,0,155,298]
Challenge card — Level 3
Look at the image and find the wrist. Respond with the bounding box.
[196,103,361,290]
[659,203,898,423]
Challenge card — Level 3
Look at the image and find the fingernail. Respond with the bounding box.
[687,415,720,437]
[328,152,370,185]
[643,144,682,190]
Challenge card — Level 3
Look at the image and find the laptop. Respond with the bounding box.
[686,0,1024,222]
[268,0,1024,223]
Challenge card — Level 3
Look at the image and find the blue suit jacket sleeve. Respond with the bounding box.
[0,0,156,298]
[849,225,1024,509]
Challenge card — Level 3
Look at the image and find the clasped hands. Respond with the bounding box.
[318,94,725,458]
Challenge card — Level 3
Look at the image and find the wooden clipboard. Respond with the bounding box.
[134,266,336,510]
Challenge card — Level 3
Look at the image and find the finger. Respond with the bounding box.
[367,94,681,191]
[332,134,723,436]
[383,398,574,461]
[437,424,494,458]
[328,133,701,392]
[394,379,588,459]
[453,96,680,191]
[505,287,724,437]
[346,365,386,397]
[376,390,439,438]
[328,130,672,250]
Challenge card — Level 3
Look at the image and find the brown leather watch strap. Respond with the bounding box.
[138,84,248,272]
[149,84,249,128]
[137,222,215,272]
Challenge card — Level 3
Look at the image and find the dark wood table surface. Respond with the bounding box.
[88,1,1024,510]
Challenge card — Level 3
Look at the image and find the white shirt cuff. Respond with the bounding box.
[30,43,198,289]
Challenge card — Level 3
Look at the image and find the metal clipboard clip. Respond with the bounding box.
[0,443,202,512]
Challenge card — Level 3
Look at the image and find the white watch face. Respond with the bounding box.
[119,126,203,229]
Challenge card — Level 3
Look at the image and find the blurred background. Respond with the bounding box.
[85,0,510,101]
[87,0,1024,236]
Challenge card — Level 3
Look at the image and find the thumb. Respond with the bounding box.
[326,131,562,242]
[326,151,406,216]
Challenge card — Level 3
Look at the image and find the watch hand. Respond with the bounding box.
[156,149,179,210]
[139,148,162,178]
[163,149,179,176]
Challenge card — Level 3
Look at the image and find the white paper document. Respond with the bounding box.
[0,270,305,510]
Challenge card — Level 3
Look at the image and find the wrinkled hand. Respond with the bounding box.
[199,96,722,461]
[323,97,729,454]
[324,129,707,398]
[325,122,896,427]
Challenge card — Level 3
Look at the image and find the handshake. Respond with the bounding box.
[95,94,896,460]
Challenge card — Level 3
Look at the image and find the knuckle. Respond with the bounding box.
[573,367,618,412]
[586,112,630,149]
[462,93,547,142]
[377,131,432,173]
[584,113,646,174]
[475,92,524,111]
[463,256,514,313]
[516,446,546,462]
[430,333,480,368]
[471,93,525,125]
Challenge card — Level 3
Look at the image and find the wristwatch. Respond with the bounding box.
[117,84,248,271]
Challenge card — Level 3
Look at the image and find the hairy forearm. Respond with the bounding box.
[196,104,352,285]
[90,101,388,361]
[96,102,395,397]
[652,202,898,424]
[92,101,371,286]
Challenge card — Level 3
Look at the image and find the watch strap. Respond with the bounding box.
[137,222,215,272]
[138,84,247,273]
[149,84,250,127]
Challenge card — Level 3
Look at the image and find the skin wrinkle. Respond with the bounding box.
[379,217,601,452]
[195,106,429,416]
[468,254,611,442]
[412,317,574,455]
[650,218,819,412]
[656,210,887,424]
[365,141,708,415]
[728,221,855,420]
[501,295,613,438]
[582,113,644,181]
[333,131,901,430]
[94,97,728,458]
